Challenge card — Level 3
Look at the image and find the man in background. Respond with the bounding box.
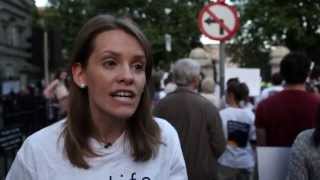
[256,52,320,146]
[153,58,226,180]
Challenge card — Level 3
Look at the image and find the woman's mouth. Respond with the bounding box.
[110,90,136,104]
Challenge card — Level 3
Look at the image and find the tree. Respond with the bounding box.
[40,0,209,68]
[229,0,320,80]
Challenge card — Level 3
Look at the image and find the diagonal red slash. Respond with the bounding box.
[205,8,231,34]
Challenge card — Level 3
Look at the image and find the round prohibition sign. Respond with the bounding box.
[198,2,240,41]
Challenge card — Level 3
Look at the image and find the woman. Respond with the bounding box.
[287,104,320,180]
[218,81,256,180]
[200,78,220,109]
[6,15,187,180]
[43,69,69,117]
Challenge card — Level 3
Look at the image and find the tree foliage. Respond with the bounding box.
[229,0,320,79]
[41,0,210,68]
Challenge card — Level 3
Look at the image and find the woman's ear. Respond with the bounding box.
[72,63,87,88]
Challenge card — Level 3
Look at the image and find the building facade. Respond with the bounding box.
[0,0,37,93]
[270,46,290,74]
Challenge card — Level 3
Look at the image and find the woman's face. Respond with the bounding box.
[77,29,146,121]
[60,71,68,80]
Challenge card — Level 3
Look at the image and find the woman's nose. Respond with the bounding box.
[118,64,134,85]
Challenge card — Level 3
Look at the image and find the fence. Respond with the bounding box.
[0,93,58,178]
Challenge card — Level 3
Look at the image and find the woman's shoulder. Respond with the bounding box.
[153,117,184,162]
[153,117,179,142]
[28,119,65,139]
[22,119,66,153]
[13,119,66,169]
[220,107,249,116]
[154,116,175,129]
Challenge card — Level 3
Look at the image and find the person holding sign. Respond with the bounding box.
[6,14,187,180]
[218,81,256,180]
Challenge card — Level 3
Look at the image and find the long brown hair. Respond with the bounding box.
[62,14,161,169]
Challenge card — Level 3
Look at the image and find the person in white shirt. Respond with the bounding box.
[6,14,187,180]
[257,72,283,104]
[218,81,256,180]
[200,78,221,109]
[43,69,69,117]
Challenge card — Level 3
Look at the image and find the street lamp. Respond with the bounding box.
[39,19,49,85]
[164,8,172,64]
[165,34,172,52]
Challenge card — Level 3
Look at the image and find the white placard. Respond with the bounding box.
[257,147,290,180]
[225,68,261,96]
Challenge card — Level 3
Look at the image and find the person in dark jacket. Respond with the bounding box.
[153,58,226,180]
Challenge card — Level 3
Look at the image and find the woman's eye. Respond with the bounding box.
[133,63,145,71]
[103,59,116,69]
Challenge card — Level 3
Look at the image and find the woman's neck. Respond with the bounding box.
[227,99,240,108]
[228,103,240,108]
[90,112,127,144]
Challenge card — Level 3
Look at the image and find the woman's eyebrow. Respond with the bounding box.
[101,50,120,56]
[132,54,146,60]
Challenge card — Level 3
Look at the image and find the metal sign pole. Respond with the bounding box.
[197,1,239,98]
[44,30,52,124]
[44,30,49,85]
[219,41,225,97]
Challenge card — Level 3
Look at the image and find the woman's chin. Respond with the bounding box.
[110,108,136,120]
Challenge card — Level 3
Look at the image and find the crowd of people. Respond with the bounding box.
[1,68,70,132]
[1,84,47,135]
[3,14,320,180]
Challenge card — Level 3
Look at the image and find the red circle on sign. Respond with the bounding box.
[198,2,240,41]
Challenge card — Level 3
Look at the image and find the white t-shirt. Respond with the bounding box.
[258,85,283,103]
[6,118,187,180]
[55,82,69,100]
[218,107,256,169]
